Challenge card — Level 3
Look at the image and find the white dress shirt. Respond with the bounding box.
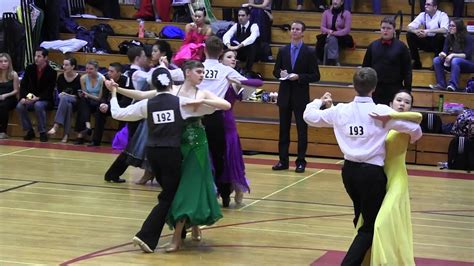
[198,59,246,98]
[110,91,215,121]
[303,96,422,166]
[408,10,449,36]
[222,21,260,47]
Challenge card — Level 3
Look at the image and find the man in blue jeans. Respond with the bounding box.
[344,0,381,14]
[16,47,56,142]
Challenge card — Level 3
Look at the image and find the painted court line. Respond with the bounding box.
[1,140,473,180]
[0,206,144,221]
[0,147,35,157]
[0,259,39,265]
[239,169,325,211]
[0,181,37,193]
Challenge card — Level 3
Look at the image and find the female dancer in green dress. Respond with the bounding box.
[363,90,422,265]
[110,60,229,252]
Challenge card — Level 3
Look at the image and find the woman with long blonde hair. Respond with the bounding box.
[0,53,20,139]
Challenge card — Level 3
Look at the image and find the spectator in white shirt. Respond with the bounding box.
[223,7,260,73]
[303,67,422,266]
[407,0,449,69]
[419,0,465,18]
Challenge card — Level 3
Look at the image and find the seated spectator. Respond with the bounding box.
[316,0,354,65]
[223,7,260,73]
[245,0,273,61]
[190,0,217,22]
[150,40,173,68]
[407,0,449,69]
[419,0,465,18]
[344,0,381,14]
[172,8,212,66]
[89,63,131,146]
[149,40,184,81]
[47,58,81,143]
[16,47,56,142]
[0,53,20,139]
[429,18,474,92]
[74,60,104,144]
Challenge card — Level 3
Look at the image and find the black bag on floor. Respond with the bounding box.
[91,23,115,52]
[448,136,474,172]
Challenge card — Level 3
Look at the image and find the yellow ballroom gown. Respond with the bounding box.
[358,112,422,266]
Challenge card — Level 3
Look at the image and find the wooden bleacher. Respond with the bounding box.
[90,0,474,20]
[9,1,470,166]
[58,32,436,67]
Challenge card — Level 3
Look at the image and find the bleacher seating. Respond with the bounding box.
[7,1,473,166]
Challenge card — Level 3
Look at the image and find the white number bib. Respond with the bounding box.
[345,124,366,138]
[204,69,219,79]
[152,110,175,124]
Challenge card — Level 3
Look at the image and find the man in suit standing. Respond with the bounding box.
[272,21,320,173]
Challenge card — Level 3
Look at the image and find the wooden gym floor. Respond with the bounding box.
[0,140,473,265]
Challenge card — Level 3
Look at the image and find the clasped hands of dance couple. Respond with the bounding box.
[105,80,207,111]
[319,92,391,125]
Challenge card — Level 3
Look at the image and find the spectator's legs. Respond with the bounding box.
[0,97,17,134]
[372,0,381,14]
[155,0,172,21]
[16,101,33,132]
[344,0,352,11]
[237,44,258,72]
[272,0,283,10]
[448,58,474,90]
[312,0,326,11]
[33,101,49,134]
[431,34,445,58]
[75,98,89,133]
[54,94,77,135]
[433,56,447,88]
[277,105,292,166]
[325,35,340,65]
[293,105,308,166]
[452,0,464,17]
[406,32,423,68]
[92,109,109,146]
[62,96,76,135]
[297,0,303,10]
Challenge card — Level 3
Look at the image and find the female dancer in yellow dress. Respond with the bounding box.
[362,90,422,265]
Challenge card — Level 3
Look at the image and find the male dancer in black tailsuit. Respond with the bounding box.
[272,21,320,173]
[199,36,248,207]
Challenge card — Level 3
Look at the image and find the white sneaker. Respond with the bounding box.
[429,84,445,90]
[132,236,153,253]
[0,132,8,139]
[447,85,456,91]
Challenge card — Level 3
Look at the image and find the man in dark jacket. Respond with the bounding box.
[272,21,320,173]
[16,47,56,142]
[362,17,412,105]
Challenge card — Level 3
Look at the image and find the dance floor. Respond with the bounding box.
[1,140,473,265]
